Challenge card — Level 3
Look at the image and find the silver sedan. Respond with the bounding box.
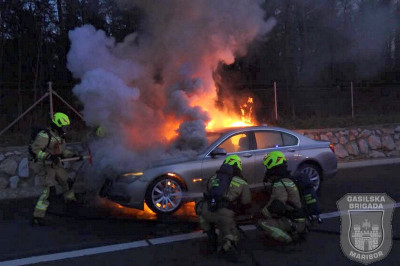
[100,126,337,214]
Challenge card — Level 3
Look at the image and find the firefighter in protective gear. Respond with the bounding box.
[257,151,306,243]
[195,155,251,262]
[30,112,78,225]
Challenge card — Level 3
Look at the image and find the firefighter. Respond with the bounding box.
[195,155,251,262]
[257,151,307,243]
[30,112,80,225]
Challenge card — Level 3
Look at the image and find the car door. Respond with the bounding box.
[252,130,300,185]
[201,131,255,184]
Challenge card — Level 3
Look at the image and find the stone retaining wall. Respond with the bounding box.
[295,125,400,160]
[0,143,86,199]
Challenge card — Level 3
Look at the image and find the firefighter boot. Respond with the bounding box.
[31,216,52,226]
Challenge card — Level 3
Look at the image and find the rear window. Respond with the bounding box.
[255,131,283,149]
[282,132,298,146]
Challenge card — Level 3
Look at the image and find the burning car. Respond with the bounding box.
[100,125,337,215]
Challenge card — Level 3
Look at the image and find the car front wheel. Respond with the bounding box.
[145,176,184,215]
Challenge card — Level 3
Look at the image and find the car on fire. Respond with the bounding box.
[100,126,337,215]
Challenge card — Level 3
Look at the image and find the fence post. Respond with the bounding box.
[48,81,54,119]
[351,81,354,118]
[274,81,278,121]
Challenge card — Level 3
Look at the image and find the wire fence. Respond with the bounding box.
[252,82,400,122]
[1,80,400,145]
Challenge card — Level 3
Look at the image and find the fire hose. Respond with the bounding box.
[61,155,92,164]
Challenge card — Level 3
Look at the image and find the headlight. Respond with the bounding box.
[116,172,144,183]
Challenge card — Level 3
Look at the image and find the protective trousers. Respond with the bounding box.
[198,203,239,252]
[258,207,306,243]
[32,162,75,219]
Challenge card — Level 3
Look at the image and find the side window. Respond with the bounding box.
[282,132,298,146]
[255,131,283,149]
[218,133,249,153]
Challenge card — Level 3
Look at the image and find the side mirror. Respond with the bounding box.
[210,147,227,158]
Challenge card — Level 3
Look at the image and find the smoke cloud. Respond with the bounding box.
[67,0,275,176]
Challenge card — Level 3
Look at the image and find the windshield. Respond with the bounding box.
[198,132,224,154]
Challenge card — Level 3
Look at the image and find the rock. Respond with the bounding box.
[394,134,400,141]
[349,130,358,141]
[320,134,329,141]
[396,141,400,151]
[368,135,382,150]
[334,144,349,158]
[381,135,395,151]
[387,151,400,157]
[20,181,30,188]
[326,132,333,137]
[0,154,5,161]
[9,176,19,189]
[0,158,18,176]
[357,139,369,154]
[14,151,22,156]
[329,136,339,144]
[18,158,29,178]
[334,132,340,138]
[339,136,348,145]
[346,142,359,156]
[369,151,386,158]
[395,126,400,133]
[375,130,381,136]
[305,134,314,140]
[382,128,394,135]
[359,129,372,138]
[350,129,358,137]
[0,177,8,189]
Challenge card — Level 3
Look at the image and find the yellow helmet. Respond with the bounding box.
[52,112,70,127]
[263,151,286,170]
[223,154,242,170]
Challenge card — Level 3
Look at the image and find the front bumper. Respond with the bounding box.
[99,178,146,210]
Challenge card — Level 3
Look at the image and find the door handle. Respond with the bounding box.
[242,153,252,158]
[288,148,296,152]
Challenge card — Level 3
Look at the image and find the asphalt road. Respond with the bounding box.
[0,164,399,265]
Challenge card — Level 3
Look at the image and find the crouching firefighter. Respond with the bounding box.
[257,151,308,244]
[29,112,80,225]
[195,155,251,262]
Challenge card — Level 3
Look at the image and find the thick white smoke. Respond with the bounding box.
[67,0,275,176]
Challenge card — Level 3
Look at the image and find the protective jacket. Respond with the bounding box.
[31,128,74,162]
[263,176,302,217]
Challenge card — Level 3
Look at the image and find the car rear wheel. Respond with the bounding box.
[297,163,322,193]
[145,176,184,215]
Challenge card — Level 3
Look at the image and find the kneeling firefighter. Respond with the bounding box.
[257,151,307,243]
[195,155,251,262]
[29,112,81,225]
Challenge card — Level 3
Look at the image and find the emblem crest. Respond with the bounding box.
[337,193,395,265]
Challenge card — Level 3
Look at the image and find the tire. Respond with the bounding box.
[297,163,322,195]
[145,176,184,215]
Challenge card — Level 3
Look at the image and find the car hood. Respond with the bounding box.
[147,154,200,168]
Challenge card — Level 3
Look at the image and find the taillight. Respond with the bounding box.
[329,144,335,153]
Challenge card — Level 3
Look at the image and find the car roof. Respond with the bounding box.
[207,125,299,135]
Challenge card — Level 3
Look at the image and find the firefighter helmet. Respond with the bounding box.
[223,154,242,170]
[263,151,286,170]
[52,112,70,128]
